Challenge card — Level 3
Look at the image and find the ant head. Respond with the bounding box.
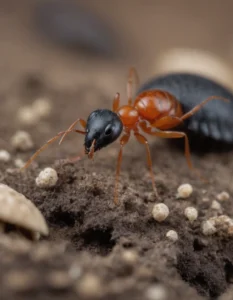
[84,109,123,156]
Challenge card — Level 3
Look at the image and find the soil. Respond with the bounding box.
[0,1,233,300]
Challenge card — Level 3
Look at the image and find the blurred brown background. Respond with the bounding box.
[1,0,233,100]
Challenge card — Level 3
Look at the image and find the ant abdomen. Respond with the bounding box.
[134,90,183,121]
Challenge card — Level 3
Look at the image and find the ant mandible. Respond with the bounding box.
[22,67,228,205]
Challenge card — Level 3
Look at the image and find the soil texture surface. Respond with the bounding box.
[0,1,233,300]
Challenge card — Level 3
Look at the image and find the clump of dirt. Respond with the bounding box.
[0,18,233,297]
[0,74,233,300]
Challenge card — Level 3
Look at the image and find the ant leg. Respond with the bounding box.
[114,132,130,205]
[21,129,85,170]
[134,131,158,198]
[127,67,140,106]
[181,95,229,121]
[151,116,184,130]
[139,121,205,180]
[59,118,86,145]
[112,92,120,112]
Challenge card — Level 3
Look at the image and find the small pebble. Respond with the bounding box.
[11,131,34,151]
[32,98,52,117]
[213,215,233,229]
[152,203,169,222]
[202,220,217,235]
[76,274,103,298]
[0,150,11,162]
[166,230,178,242]
[211,200,222,210]
[184,207,198,223]
[36,167,58,188]
[202,215,233,237]
[121,250,139,265]
[146,283,167,300]
[17,106,39,125]
[216,191,230,201]
[14,158,25,168]
[176,183,193,199]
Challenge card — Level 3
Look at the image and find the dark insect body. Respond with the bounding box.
[22,68,229,205]
[138,73,233,150]
[35,0,119,57]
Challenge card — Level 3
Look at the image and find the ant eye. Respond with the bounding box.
[105,125,112,135]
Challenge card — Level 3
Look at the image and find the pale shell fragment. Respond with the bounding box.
[0,184,48,236]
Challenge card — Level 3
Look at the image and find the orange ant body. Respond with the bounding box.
[22,68,228,204]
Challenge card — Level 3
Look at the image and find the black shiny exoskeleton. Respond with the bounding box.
[84,109,123,153]
[137,73,233,151]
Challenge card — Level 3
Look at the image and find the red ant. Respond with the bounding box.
[22,67,228,205]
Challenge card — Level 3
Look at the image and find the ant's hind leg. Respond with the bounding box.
[127,67,140,106]
[114,133,130,205]
[181,95,229,121]
[139,121,206,181]
[151,116,184,130]
[134,131,158,198]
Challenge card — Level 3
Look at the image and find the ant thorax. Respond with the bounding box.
[117,105,139,129]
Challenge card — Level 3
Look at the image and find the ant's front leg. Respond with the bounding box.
[21,128,85,170]
[114,132,130,205]
[59,118,86,145]
[134,130,158,198]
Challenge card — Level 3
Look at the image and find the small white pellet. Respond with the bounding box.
[11,131,34,151]
[32,98,52,118]
[77,274,103,298]
[211,200,221,210]
[216,191,230,201]
[17,106,39,125]
[176,183,193,199]
[152,203,169,222]
[14,158,25,168]
[146,284,167,300]
[202,220,217,235]
[36,168,58,188]
[0,150,11,162]
[184,207,198,223]
[121,250,139,265]
[166,230,178,242]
